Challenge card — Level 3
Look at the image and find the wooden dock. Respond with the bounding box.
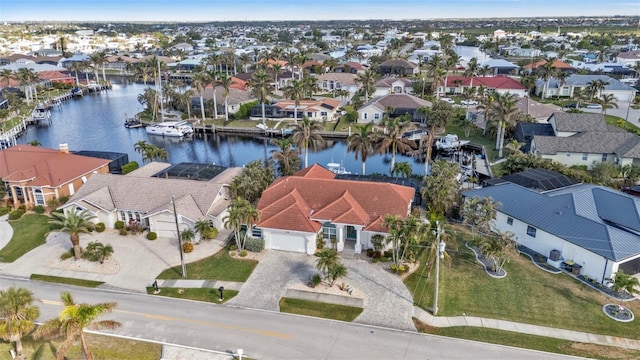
[191,125,349,138]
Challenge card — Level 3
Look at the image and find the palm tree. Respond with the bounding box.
[84,241,114,264]
[464,57,479,77]
[291,116,325,168]
[539,57,558,100]
[181,228,195,244]
[217,74,234,123]
[315,248,347,286]
[282,79,305,123]
[347,122,377,175]
[34,292,120,360]
[0,69,14,87]
[421,160,460,218]
[376,115,415,174]
[0,287,39,360]
[49,209,96,260]
[270,138,301,176]
[223,197,259,251]
[598,93,618,115]
[194,219,213,240]
[392,161,412,178]
[247,69,274,127]
[462,196,500,242]
[611,271,640,304]
[90,51,108,82]
[479,230,516,273]
[355,69,376,102]
[192,72,207,124]
[487,92,520,158]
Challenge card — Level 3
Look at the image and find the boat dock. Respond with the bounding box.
[190,124,350,138]
[0,119,27,149]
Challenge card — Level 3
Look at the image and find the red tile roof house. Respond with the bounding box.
[439,76,527,98]
[256,165,415,254]
[0,144,111,208]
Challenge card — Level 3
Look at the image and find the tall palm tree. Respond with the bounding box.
[347,122,377,175]
[597,93,618,115]
[34,292,120,360]
[421,160,460,219]
[462,196,500,242]
[90,51,108,82]
[539,57,558,100]
[192,72,207,124]
[223,197,259,251]
[376,115,415,174]
[315,248,347,286]
[612,271,640,304]
[392,161,412,178]
[291,116,325,168]
[487,92,520,158]
[49,209,96,260]
[355,69,376,102]
[464,57,479,77]
[270,138,301,176]
[247,69,274,127]
[0,69,14,87]
[217,74,234,123]
[194,219,213,240]
[282,79,305,123]
[479,230,516,273]
[0,287,39,360]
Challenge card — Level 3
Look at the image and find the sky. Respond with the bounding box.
[0,0,637,22]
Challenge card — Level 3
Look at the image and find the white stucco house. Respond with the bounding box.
[535,74,636,101]
[60,162,241,240]
[463,182,640,284]
[256,165,415,255]
[357,93,431,124]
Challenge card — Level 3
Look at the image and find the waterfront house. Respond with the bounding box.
[534,74,636,100]
[191,85,257,115]
[373,78,414,97]
[521,58,576,74]
[315,73,359,95]
[529,112,640,169]
[256,165,414,254]
[250,98,341,122]
[377,59,419,76]
[0,144,111,208]
[357,94,432,124]
[480,59,519,76]
[60,162,242,239]
[439,76,527,97]
[463,182,640,284]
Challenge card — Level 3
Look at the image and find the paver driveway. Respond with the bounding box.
[228,251,416,330]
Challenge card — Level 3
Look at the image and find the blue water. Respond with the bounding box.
[19,80,426,176]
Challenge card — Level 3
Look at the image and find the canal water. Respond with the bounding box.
[19,79,426,176]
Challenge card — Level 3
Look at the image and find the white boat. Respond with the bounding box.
[435,134,470,151]
[327,162,351,175]
[30,105,51,124]
[145,121,194,137]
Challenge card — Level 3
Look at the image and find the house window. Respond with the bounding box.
[252,227,262,238]
[307,112,313,118]
[33,189,45,206]
[602,154,608,162]
[363,113,368,120]
[374,113,380,120]
[322,222,337,240]
[81,176,87,183]
[119,211,126,221]
[320,112,327,117]
[507,217,513,225]
[527,226,537,238]
[582,153,588,161]
[323,80,328,89]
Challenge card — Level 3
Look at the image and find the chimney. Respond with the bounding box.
[59,143,69,154]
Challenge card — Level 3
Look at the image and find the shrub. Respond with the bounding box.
[371,234,385,252]
[316,234,325,251]
[229,245,237,251]
[366,248,374,257]
[380,256,389,263]
[372,258,379,263]
[118,228,128,236]
[146,232,157,240]
[371,251,381,259]
[34,205,45,214]
[390,264,398,273]
[183,242,194,253]
[240,250,247,257]
[121,161,140,175]
[8,208,25,220]
[244,237,265,252]
[0,207,10,216]
[312,273,322,286]
[60,249,74,261]
[58,195,69,204]
[383,250,392,258]
[95,222,105,233]
[204,227,218,239]
[230,251,237,257]
[114,220,125,230]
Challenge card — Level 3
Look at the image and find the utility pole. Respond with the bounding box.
[433,221,445,316]
[172,195,187,278]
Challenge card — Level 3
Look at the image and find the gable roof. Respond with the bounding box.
[522,59,574,70]
[481,59,519,69]
[541,75,635,91]
[379,59,417,69]
[275,98,341,111]
[549,112,616,133]
[464,183,640,261]
[315,72,357,85]
[533,131,640,156]
[359,93,431,112]
[443,76,526,90]
[257,170,414,233]
[375,78,413,88]
[0,145,111,187]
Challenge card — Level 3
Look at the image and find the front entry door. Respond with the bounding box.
[346,225,357,240]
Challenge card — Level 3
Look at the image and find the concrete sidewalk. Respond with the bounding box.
[413,306,640,350]
[0,215,13,252]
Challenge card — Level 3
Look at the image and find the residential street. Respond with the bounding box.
[1,277,584,360]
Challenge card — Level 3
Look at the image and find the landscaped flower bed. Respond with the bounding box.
[603,304,635,322]
[465,242,506,278]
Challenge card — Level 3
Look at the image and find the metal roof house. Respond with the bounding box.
[463,183,640,284]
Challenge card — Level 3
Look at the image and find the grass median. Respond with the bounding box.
[30,274,105,288]
[156,247,257,282]
[279,298,363,322]
[1,214,50,262]
[146,287,238,303]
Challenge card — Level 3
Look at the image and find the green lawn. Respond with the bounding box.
[0,214,50,262]
[415,322,640,360]
[30,274,105,288]
[155,248,258,281]
[147,287,238,303]
[605,114,640,135]
[0,333,161,360]
[279,298,363,322]
[405,224,640,339]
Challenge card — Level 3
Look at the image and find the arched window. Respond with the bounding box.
[33,188,45,206]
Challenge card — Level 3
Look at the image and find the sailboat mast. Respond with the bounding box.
[158,58,164,119]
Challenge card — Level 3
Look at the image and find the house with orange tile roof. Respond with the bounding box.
[522,59,576,74]
[439,76,527,97]
[256,165,415,254]
[0,144,111,208]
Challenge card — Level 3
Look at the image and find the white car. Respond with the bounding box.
[586,103,602,109]
[440,97,455,104]
[460,100,478,106]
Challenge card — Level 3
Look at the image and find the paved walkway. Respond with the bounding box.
[0,215,13,252]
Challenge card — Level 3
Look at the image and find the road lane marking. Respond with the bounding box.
[40,299,290,339]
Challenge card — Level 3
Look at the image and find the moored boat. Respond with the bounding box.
[145,121,194,137]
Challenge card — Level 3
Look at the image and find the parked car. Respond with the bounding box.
[460,100,478,106]
[564,102,579,109]
[440,97,455,104]
[586,103,602,109]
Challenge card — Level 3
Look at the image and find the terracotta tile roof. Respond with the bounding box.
[443,76,526,90]
[257,172,414,233]
[293,164,336,179]
[522,59,575,70]
[275,98,341,111]
[0,145,111,187]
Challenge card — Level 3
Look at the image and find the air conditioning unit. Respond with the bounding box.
[549,249,562,261]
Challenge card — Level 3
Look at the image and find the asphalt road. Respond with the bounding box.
[4,277,585,360]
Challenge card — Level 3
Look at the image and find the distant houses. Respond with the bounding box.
[535,74,636,100]
[357,94,431,124]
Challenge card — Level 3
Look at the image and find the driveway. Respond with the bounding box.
[228,251,416,331]
[0,229,230,292]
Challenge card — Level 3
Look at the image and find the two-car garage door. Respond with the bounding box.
[269,232,308,253]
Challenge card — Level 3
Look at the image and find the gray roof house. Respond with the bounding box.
[480,59,519,75]
[463,182,640,283]
[530,112,640,169]
[535,74,636,100]
[357,94,431,124]
[60,163,241,239]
